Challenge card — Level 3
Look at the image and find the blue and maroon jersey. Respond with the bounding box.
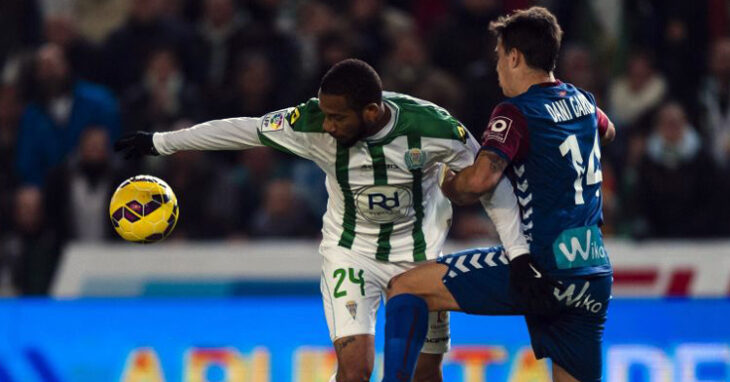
[482,81,612,276]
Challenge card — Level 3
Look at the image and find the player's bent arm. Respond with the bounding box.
[441,150,507,205]
[153,117,264,155]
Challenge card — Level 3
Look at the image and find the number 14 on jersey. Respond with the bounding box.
[559,131,603,205]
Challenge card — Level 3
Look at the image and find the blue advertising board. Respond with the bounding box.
[0,298,726,381]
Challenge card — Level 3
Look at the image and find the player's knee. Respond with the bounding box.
[386,273,416,299]
[386,274,399,294]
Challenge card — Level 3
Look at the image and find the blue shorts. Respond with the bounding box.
[437,246,612,382]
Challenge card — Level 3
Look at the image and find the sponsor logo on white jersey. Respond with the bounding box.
[354,185,413,224]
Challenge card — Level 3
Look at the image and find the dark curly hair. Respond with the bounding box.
[319,58,382,111]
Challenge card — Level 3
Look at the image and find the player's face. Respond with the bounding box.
[495,39,517,97]
[319,92,367,147]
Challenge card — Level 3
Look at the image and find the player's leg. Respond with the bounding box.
[525,274,612,382]
[382,247,516,382]
[386,262,461,310]
[386,260,452,382]
[331,335,375,382]
[412,311,449,382]
[381,263,455,382]
[320,250,384,381]
[552,363,580,382]
[413,351,443,382]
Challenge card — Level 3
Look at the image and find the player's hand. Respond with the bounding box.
[509,254,563,315]
[114,131,159,159]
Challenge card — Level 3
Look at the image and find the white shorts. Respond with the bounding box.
[320,246,450,354]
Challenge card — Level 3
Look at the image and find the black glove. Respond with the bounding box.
[509,254,564,315]
[114,131,159,159]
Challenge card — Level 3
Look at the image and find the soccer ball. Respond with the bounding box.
[109,175,179,243]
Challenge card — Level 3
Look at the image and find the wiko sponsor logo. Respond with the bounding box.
[558,229,606,262]
[553,226,609,269]
[553,281,603,313]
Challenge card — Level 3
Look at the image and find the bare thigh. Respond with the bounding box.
[387,262,461,312]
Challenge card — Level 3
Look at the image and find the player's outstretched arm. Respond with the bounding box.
[114,117,265,159]
[155,117,265,155]
[441,150,507,205]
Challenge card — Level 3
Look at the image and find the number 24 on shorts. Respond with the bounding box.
[333,268,365,298]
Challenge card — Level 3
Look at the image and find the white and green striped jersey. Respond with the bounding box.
[154,92,488,262]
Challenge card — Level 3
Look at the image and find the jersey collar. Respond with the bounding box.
[530,79,563,90]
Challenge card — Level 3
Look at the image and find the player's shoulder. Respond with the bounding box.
[481,101,529,147]
[385,91,468,144]
[258,98,325,135]
[385,91,449,119]
[257,100,334,159]
[488,101,526,126]
[264,98,325,134]
[572,85,597,105]
[491,101,522,115]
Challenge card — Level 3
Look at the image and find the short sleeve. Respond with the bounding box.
[256,107,321,160]
[480,102,528,162]
[437,124,481,171]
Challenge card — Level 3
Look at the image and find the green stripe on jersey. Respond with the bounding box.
[336,144,356,249]
[368,144,388,185]
[375,222,394,261]
[257,131,295,155]
[368,143,394,261]
[408,134,427,261]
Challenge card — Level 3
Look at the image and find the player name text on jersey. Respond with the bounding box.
[543,92,596,123]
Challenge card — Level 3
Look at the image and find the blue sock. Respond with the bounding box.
[382,294,429,382]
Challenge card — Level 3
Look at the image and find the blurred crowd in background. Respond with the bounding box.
[1,0,730,295]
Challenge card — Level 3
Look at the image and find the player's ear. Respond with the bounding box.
[362,102,380,124]
[508,48,520,69]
